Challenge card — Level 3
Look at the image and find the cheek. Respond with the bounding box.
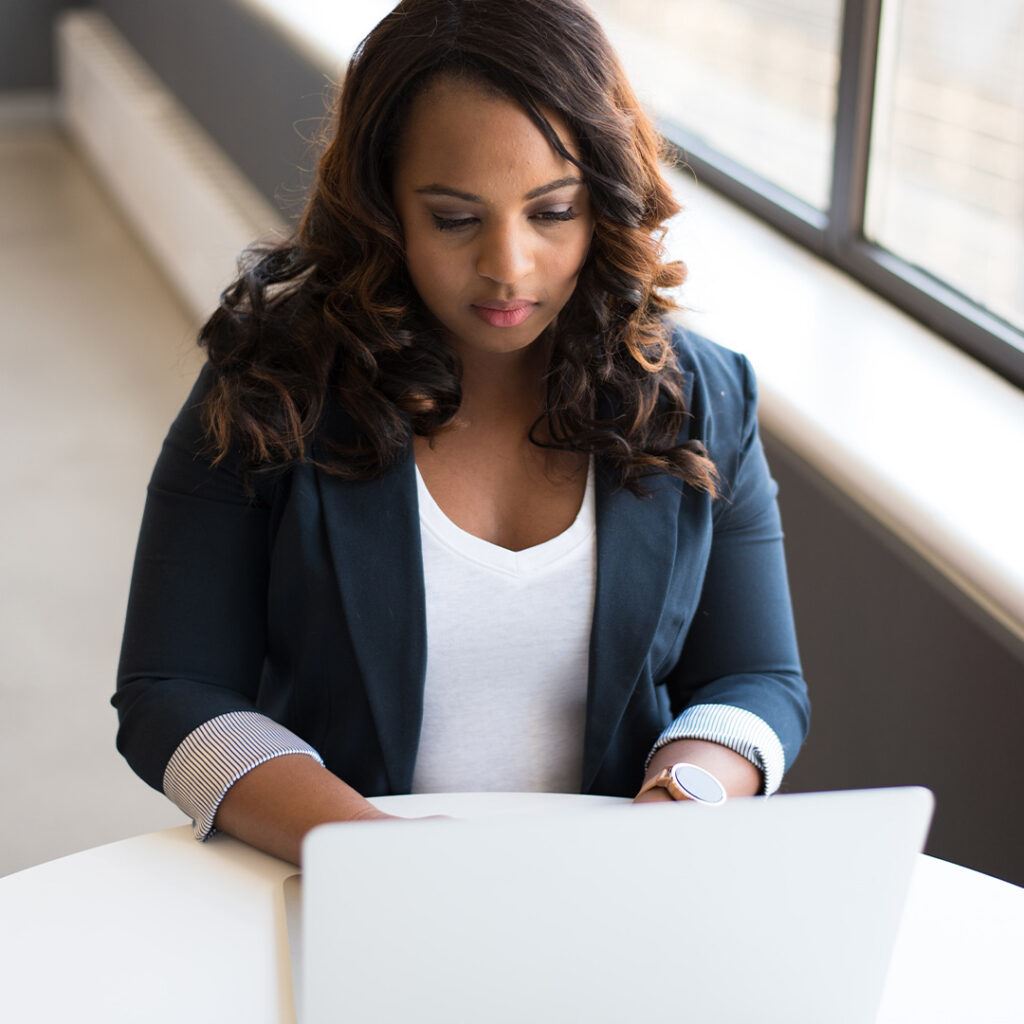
[406,233,462,303]
[546,225,593,285]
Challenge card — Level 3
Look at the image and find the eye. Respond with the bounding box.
[430,207,579,233]
[534,207,578,225]
[431,215,477,232]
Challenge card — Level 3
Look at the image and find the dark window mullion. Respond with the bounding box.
[827,0,882,258]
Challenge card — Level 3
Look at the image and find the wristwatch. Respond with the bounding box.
[637,762,728,805]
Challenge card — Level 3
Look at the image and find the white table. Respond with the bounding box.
[2,793,1022,1022]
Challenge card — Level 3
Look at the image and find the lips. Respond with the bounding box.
[474,300,535,311]
[471,300,536,328]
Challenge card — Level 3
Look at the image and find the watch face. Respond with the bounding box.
[671,763,726,804]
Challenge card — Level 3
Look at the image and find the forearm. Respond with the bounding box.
[634,738,762,802]
[212,754,395,866]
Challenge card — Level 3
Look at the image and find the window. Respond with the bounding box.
[591,0,844,209]
[590,0,1024,387]
[866,0,1023,334]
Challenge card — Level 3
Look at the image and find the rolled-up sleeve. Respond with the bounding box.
[656,352,811,788]
[644,703,785,794]
[164,711,324,841]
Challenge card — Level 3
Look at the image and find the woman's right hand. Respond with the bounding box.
[354,807,455,823]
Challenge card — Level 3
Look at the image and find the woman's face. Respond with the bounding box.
[391,75,596,358]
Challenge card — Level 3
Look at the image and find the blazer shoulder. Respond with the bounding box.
[665,318,751,398]
[158,359,289,507]
[663,317,757,452]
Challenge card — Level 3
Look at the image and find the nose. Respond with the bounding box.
[475,217,535,287]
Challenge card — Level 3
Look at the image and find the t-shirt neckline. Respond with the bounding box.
[413,454,595,576]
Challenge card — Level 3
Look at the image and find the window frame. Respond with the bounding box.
[652,0,1024,390]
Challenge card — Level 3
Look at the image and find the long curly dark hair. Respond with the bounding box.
[196,0,719,500]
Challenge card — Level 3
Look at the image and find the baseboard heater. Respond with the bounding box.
[55,9,286,322]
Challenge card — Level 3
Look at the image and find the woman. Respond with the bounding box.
[113,0,810,867]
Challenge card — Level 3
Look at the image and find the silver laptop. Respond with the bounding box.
[284,787,933,1024]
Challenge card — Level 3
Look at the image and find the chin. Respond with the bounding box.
[439,311,546,352]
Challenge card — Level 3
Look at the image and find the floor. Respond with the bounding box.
[1,114,205,876]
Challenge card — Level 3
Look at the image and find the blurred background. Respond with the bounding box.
[1,0,1022,883]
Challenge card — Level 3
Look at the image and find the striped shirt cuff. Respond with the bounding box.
[162,711,325,842]
[644,703,786,796]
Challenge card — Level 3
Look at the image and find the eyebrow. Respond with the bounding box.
[413,175,584,203]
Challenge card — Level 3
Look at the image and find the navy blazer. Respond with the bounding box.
[113,322,810,799]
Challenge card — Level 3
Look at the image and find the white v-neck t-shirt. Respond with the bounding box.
[409,453,598,794]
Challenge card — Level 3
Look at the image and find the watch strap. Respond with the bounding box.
[638,766,686,801]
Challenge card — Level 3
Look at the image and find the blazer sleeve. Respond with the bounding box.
[659,352,811,783]
[111,361,310,795]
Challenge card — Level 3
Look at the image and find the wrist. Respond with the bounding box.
[635,760,729,805]
[644,739,761,799]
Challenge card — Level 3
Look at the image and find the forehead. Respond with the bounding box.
[393,76,580,192]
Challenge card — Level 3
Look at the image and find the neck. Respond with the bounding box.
[451,331,553,432]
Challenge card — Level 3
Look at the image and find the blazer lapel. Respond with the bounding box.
[580,458,684,791]
[580,368,695,791]
[314,410,427,795]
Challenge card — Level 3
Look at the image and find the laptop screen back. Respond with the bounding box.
[297,787,933,1024]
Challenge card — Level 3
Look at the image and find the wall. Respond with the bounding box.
[95,0,330,221]
[0,0,89,89]
[766,432,1024,887]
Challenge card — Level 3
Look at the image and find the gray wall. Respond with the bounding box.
[95,0,331,222]
[36,0,1024,886]
[0,0,89,89]
[765,432,1024,887]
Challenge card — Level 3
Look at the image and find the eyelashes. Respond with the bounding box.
[431,208,579,232]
